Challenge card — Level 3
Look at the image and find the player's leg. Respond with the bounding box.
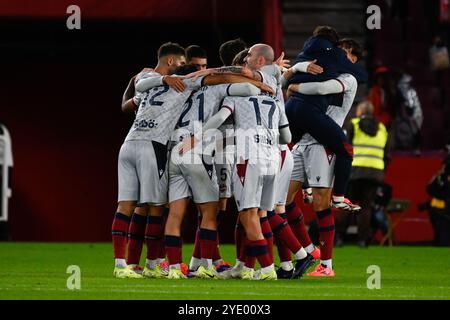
[239,207,276,280]
[113,201,137,273]
[196,201,220,278]
[285,146,317,255]
[189,210,203,272]
[113,141,142,278]
[305,145,336,277]
[132,140,169,278]
[165,154,191,279]
[127,203,148,274]
[307,188,336,277]
[182,155,220,278]
[213,162,233,269]
[301,110,359,210]
[258,210,273,263]
[165,198,189,279]
[143,205,166,278]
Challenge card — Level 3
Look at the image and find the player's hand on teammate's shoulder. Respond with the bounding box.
[290,60,324,75]
[255,82,276,95]
[163,75,186,92]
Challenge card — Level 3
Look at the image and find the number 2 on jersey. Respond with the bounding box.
[148,86,170,106]
[178,93,205,127]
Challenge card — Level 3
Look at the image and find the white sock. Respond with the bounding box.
[145,259,158,269]
[306,188,312,194]
[321,259,332,269]
[213,259,223,266]
[280,261,294,271]
[156,258,165,264]
[189,257,202,270]
[115,259,127,268]
[169,263,181,270]
[202,258,213,268]
[294,248,307,260]
[333,195,344,203]
[305,244,315,254]
[261,264,274,274]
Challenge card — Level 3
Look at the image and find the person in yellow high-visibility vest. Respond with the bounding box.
[335,101,391,247]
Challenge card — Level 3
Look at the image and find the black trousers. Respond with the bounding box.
[429,208,450,246]
[336,179,379,242]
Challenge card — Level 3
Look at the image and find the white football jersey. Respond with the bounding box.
[222,94,288,165]
[124,77,203,145]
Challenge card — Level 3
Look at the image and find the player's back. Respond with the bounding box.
[223,94,286,165]
[126,77,202,145]
[174,84,231,140]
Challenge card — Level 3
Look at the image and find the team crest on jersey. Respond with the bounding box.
[324,147,334,165]
[316,176,321,183]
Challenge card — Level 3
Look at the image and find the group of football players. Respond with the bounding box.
[111,25,367,280]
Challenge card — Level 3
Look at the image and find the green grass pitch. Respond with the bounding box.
[0,242,449,300]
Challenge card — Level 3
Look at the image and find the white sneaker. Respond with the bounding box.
[230,264,244,279]
[331,198,361,212]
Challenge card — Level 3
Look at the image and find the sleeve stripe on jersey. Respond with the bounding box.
[226,84,232,96]
[256,70,263,81]
[279,124,290,129]
[221,105,233,113]
[335,79,345,93]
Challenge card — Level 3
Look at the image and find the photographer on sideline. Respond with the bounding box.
[426,156,450,246]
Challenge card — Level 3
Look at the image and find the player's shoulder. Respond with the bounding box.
[337,73,358,90]
[139,71,161,80]
[337,73,357,84]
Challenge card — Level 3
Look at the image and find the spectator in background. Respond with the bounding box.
[186,45,208,70]
[430,35,450,72]
[395,71,423,154]
[429,35,449,112]
[335,101,390,247]
[426,155,450,246]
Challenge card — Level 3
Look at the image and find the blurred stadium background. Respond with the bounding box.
[0,0,449,246]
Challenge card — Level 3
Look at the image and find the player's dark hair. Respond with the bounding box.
[337,38,365,60]
[186,45,207,61]
[232,49,249,66]
[313,26,340,45]
[157,42,185,59]
[174,64,199,76]
[219,38,248,66]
